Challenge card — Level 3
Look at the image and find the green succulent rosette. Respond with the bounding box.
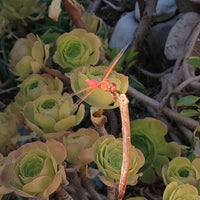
[0,140,67,199]
[0,0,45,21]
[163,181,200,200]
[15,73,63,108]
[53,28,101,69]
[70,66,128,109]
[23,93,85,139]
[162,157,200,186]
[9,33,48,81]
[93,135,145,187]
[0,111,19,155]
[130,117,181,183]
[62,128,100,166]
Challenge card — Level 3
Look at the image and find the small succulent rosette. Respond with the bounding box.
[162,157,200,186]
[0,0,45,21]
[163,181,200,200]
[23,93,85,139]
[130,117,181,183]
[62,128,100,166]
[0,140,67,199]
[9,33,49,81]
[70,66,128,109]
[0,111,19,155]
[15,73,63,108]
[93,135,145,187]
[53,28,102,69]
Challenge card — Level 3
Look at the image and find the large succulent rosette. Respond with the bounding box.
[9,33,47,81]
[70,66,128,109]
[0,140,67,199]
[53,29,101,69]
[93,135,145,187]
[162,157,200,186]
[130,117,181,183]
[62,128,100,166]
[163,182,200,200]
[23,93,85,139]
[15,73,63,107]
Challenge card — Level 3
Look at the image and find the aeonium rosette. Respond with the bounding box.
[62,128,100,166]
[23,93,85,139]
[0,140,67,199]
[93,135,145,187]
[163,182,200,200]
[130,117,181,183]
[162,157,200,186]
[15,73,63,108]
[53,28,102,69]
[9,33,49,81]
[70,66,128,109]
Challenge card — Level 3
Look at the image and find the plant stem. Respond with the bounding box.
[118,94,131,200]
[41,66,71,85]
[62,0,85,28]
[79,165,103,200]
[56,186,74,200]
[107,186,117,200]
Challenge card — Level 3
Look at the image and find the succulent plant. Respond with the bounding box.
[53,28,102,69]
[163,181,200,200]
[130,117,181,183]
[0,153,13,199]
[0,111,19,155]
[93,135,145,187]
[0,140,67,199]
[15,73,63,107]
[162,157,200,186]
[9,33,48,81]
[70,66,128,109]
[0,0,45,21]
[62,128,100,166]
[23,93,85,139]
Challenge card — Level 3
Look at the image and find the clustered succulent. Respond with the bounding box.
[0,0,45,35]
[70,66,129,109]
[53,28,102,69]
[0,140,67,199]
[62,128,100,166]
[9,33,48,81]
[23,93,85,139]
[15,73,63,107]
[93,135,145,187]
[130,117,181,183]
[1,1,199,199]
[163,182,200,200]
[162,157,200,186]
